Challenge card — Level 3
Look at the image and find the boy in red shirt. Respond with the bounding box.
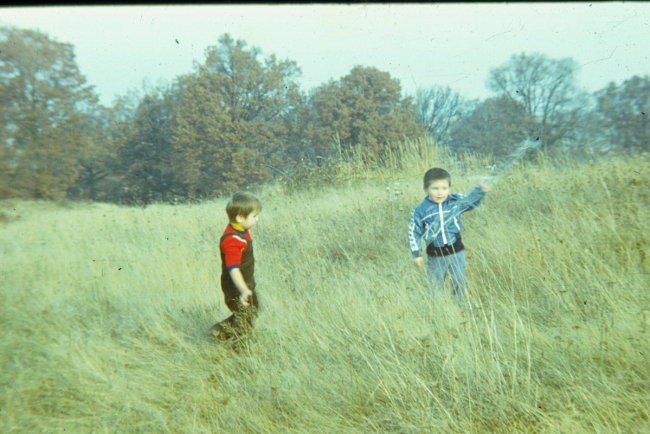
[211,192,262,342]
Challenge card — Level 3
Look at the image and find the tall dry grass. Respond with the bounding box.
[1,142,648,432]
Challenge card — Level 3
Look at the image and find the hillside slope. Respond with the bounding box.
[1,150,648,432]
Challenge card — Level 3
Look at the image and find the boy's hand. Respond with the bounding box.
[414,257,424,267]
[478,175,495,192]
[471,175,494,192]
[240,289,253,307]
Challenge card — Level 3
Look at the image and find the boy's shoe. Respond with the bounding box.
[210,322,232,341]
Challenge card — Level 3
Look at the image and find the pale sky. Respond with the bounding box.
[1,3,648,106]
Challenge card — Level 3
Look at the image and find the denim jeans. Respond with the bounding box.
[426,251,467,299]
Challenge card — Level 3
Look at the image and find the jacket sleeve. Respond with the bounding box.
[456,186,487,213]
[407,207,423,258]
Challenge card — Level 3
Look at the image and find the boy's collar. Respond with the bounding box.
[230,222,247,232]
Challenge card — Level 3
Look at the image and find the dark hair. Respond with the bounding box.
[423,168,451,188]
[226,191,262,222]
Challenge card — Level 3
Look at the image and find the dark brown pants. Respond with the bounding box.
[211,291,259,341]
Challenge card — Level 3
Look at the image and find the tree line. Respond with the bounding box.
[1,26,648,204]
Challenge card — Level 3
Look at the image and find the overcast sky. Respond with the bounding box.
[1,3,648,106]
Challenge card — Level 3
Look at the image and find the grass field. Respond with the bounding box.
[1,142,648,432]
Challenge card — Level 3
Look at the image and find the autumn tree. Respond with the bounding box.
[64,104,122,201]
[172,34,303,198]
[487,52,584,149]
[0,26,100,199]
[596,75,649,152]
[415,86,470,145]
[114,87,181,204]
[308,66,425,162]
[449,96,534,158]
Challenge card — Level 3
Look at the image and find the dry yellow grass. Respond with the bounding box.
[1,143,648,432]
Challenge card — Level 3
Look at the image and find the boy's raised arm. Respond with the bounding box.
[457,184,489,212]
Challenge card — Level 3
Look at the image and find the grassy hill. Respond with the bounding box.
[1,143,648,432]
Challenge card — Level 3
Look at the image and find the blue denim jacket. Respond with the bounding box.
[408,186,486,258]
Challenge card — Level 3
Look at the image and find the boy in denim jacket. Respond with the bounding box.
[408,168,490,300]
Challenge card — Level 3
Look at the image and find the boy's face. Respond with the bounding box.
[236,210,260,230]
[425,179,450,204]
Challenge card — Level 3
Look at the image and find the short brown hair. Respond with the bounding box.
[226,192,262,222]
[423,168,451,189]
